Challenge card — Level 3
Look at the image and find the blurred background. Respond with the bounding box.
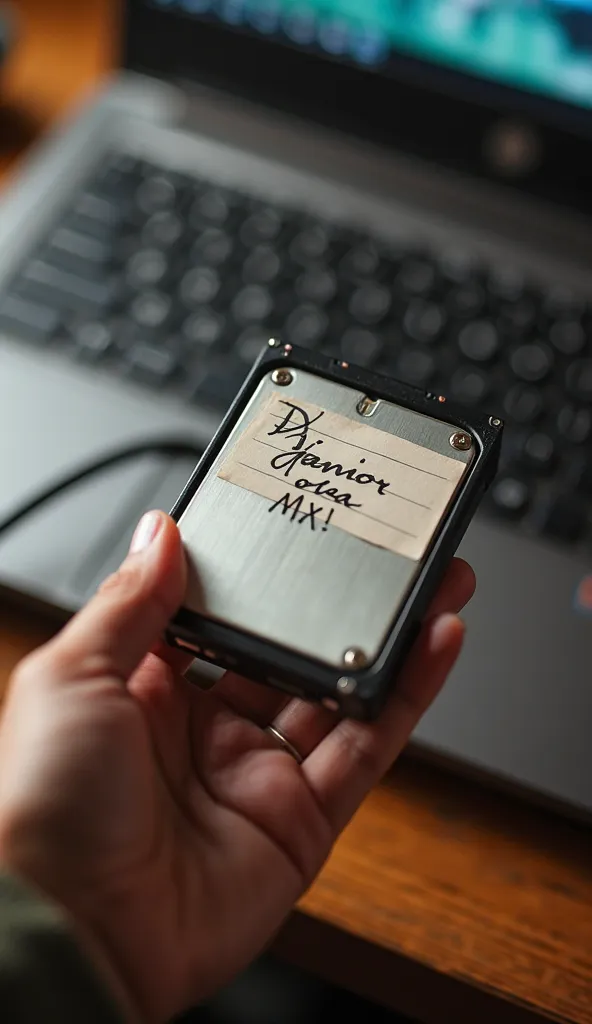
[175,954,412,1023]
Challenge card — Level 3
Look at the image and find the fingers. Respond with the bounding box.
[202,558,475,726]
[302,613,465,834]
[427,557,475,618]
[212,673,290,725]
[126,549,472,790]
[152,638,194,678]
[272,699,339,762]
[25,511,186,687]
[127,653,195,791]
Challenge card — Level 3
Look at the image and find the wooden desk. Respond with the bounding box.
[1,3,591,1022]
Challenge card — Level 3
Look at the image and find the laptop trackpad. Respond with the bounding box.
[73,456,198,604]
[0,455,197,613]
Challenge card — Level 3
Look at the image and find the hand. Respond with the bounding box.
[0,511,475,1024]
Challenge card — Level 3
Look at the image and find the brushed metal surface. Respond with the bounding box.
[179,371,472,667]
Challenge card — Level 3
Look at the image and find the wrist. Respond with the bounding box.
[0,861,143,1024]
[69,917,145,1024]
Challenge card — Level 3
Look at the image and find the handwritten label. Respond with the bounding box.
[217,393,468,559]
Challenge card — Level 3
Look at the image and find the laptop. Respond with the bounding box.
[0,0,591,816]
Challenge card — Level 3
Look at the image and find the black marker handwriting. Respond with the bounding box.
[263,400,392,518]
[292,477,361,509]
[267,401,325,451]
[270,441,389,498]
[268,492,335,531]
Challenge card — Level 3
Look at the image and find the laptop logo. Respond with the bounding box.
[574,576,592,616]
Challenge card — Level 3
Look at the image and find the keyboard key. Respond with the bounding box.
[450,366,490,406]
[135,176,176,215]
[521,432,556,474]
[106,315,136,354]
[240,208,283,247]
[232,285,273,324]
[92,152,142,194]
[339,327,382,366]
[510,343,553,383]
[125,343,177,387]
[549,319,586,356]
[19,260,116,312]
[395,259,436,297]
[142,211,184,248]
[295,266,337,304]
[566,359,592,403]
[395,348,435,386]
[125,249,168,290]
[243,247,282,285]
[46,227,111,269]
[236,326,270,366]
[129,291,172,331]
[503,384,543,424]
[284,304,328,347]
[192,228,233,266]
[181,310,226,349]
[457,320,499,362]
[403,299,445,344]
[190,190,232,227]
[543,285,586,320]
[446,283,484,318]
[540,495,586,543]
[0,294,60,342]
[338,243,381,281]
[349,283,391,325]
[487,266,526,302]
[63,214,119,244]
[500,298,537,332]
[73,192,123,231]
[71,320,113,360]
[491,476,531,518]
[557,405,592,444]
[438,249,477,284]
[180,267,221,307]
[290,225,332,265]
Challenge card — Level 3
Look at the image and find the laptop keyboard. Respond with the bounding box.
[1,150,592,547]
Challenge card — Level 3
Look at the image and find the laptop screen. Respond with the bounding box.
[145,0,592,113]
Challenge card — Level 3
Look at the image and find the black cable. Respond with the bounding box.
[0,440,204,538]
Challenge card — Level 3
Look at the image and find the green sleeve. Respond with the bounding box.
[0,872,126,1024]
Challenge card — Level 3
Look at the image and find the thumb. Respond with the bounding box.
[40,511,187,686]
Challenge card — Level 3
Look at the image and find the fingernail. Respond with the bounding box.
[129,511,162,555]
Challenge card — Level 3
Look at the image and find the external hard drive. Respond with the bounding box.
[167,341,502,719]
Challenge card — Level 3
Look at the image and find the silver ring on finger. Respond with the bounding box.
[264,725,304,765]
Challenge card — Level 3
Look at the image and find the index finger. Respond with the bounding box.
[302,612,466,835]
[178,556,475,724]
